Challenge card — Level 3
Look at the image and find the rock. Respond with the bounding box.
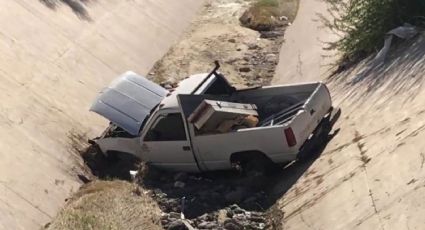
[265,54,277,63]
[217,209,228,224]
[173,172,188,182]
[163,199,180,212]
[223,219,243,230]
[236,48,242,51]
[226,209,234,218]
[233,207,246,215]
[163,84,173,89]
[169,212,181,219]
[249,215,266,223]
[247,43,259,50]
[161,219,169,226]
[225,58,239,64]
[198,213,213,222]
[239,67,251,73]
[174,181,185,188]
[160,80,178,90]
[167,220,188,230]
[260,31,285,39]
[198,221,218,229]
[228,38,236,43]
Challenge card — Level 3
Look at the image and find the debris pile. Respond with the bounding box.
[138,170,270,229]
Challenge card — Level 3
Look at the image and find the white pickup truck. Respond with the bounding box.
[90,63,336,173]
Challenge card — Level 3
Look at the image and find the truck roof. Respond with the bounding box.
[160,73,210,110]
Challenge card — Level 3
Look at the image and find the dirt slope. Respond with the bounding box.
[0,1,202,229]
[272,1,425,228]
[47,181,162,230]
[149,0,291,88]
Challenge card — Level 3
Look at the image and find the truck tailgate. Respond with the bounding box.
[289,83,332,148]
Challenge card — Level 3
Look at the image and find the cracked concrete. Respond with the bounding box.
[274,31,425,229]
[273,0,338,84]
[0,1,203,229]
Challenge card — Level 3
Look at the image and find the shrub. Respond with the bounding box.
[240,0,282,31]
[324,0,425,61]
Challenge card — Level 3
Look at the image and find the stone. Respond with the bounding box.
[260,31,285,39]
[163,199,180,212]
[228,38,236,43]
[217,209,228,224]
[223,219,242,230]
[247,43,259,50]
[169,212,181,219]
[198,213,213,221]
[226,209,234,218]
[225,58,239,64]
[167,220,188,230]
[249,215,266,223]
[161,219,170,226]
[174,181,186,188]
[239,67,251,73]
[164,84,173,89]
[265,53,277,63]
[233,207,246,214]
[198,221,218,229]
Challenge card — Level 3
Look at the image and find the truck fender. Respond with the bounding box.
[94,137,142,159]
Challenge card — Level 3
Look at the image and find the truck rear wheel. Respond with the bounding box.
[297,107,340,161]
[231,152,277,177]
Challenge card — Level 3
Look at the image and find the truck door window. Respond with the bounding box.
[144,113,187,141]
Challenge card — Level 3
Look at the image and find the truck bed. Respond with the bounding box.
[179,82,326,128]
[178,82,332,170]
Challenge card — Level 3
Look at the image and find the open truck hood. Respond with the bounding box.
[90,71,168,136]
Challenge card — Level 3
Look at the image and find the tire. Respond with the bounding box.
[243,154,278,177]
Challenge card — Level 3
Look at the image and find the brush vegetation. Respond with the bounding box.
[324,0,425,61]
[46,181,162,230]
[240,0,299,31]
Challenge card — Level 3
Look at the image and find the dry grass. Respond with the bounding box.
[279,0,299,22]
[47,181,162,230]
[240,0,299,31]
